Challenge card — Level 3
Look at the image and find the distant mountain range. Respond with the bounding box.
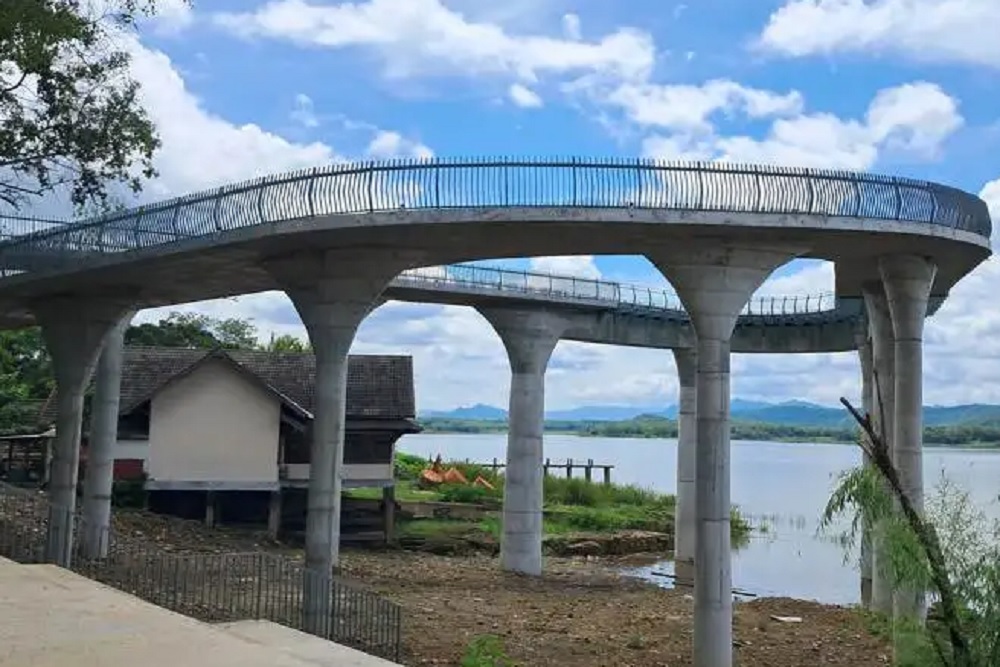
[421,401,1000,428]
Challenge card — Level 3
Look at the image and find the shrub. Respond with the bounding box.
[394,452,427,481]
[461,634,515,667]
[437,483,494,504]
[111,477,147,508]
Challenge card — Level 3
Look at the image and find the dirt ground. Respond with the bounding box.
[109,510,890,667]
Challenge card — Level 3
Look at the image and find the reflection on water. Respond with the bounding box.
[398,432,1000,604]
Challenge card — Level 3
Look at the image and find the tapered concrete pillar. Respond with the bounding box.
[81,311,135,559]
[863,282,896,616]
[881,255,936,622]
[479,307,569,576]
[671,347,697,585]
[32,296,134,566]
[856,330,874,609]
[266,249,418,634]
[650,242,803,667]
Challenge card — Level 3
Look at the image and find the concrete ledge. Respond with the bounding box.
[217,620,402,666]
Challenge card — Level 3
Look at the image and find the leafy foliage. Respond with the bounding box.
[824,399,1000,666]
[0,1,177,211]
[460,635,516,667]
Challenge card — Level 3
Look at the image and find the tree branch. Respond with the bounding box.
[841,396,972,667]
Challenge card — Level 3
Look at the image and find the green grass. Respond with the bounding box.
[377,452,752,542]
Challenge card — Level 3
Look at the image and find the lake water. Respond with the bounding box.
[396,433,1000,604]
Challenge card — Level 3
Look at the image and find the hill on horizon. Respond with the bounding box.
[421,400,1000,428]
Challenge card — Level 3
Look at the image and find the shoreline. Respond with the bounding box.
[415,427,1000,450]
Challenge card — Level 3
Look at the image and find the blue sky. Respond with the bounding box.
[106,0,1000,410]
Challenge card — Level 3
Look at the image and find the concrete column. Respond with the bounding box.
[671,347,697,586]
[478,307,569,576]
[863,281,896,616]
[32,296,133,566]
[267,491,282,540]
[856,330,874,609]
[81,311,135,559]
[266,249,418,634]
[880,255,936,622]
[650,242,803,667]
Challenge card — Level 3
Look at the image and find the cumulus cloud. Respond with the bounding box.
[757,0,1000,68]
[640,82,962,170]
[213,0,655,84]
[365,130,434,159]
[508,83,543,108]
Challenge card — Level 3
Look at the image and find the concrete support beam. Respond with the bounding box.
[880,255,936,622]
[266,249,419,634]
[649,242,803,667]
[32,296,133,566]
[478,307,569,576]
[863,282,896,616]
[671,347,697,585]
[81,311,135,559]
[856,329,874,609]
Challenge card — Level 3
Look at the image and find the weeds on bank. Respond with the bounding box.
[385,452,752,540]
[461,634,516,667]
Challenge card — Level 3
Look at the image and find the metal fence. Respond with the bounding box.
[0,486,401,661]
[0,158,990,278]
[395,263,838,316]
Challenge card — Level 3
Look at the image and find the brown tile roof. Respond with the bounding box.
[40,347,416,424]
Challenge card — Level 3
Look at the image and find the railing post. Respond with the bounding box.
[212,192,223,231]
[366,163,375,212]
[307,168,317,217]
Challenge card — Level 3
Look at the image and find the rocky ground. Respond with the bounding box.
[103,509,890,667]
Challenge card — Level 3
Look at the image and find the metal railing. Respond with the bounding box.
[395,263,838,316]
[0,485,401,661]
[0,215,70,240]
[0,158,990,278]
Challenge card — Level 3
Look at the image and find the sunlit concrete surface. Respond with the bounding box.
[0,560,400,667]
[218,620,401,666]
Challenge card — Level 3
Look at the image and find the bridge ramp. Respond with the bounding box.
[0,559,400,667]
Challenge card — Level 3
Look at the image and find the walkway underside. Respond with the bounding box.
[0,214,988,327]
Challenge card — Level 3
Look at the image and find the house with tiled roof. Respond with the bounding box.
[41,346,420,538]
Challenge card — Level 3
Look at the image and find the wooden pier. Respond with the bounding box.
[468,457,614,485]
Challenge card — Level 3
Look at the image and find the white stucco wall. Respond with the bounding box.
[147,358,280,485]
[114,439,149,469]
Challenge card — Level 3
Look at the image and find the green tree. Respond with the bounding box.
[265,333,310,353]
[124,312,260,349]
[0,0,179,211]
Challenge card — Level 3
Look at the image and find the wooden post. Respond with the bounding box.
[382,485,396,545]
[492,457,499,472]
[603,466,612,485]
[267,490,282,540]
[584,458,593,483]
[205,491,216,528]
[566,458,573,479]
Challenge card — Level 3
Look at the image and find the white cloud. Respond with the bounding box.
[213,0,655,85]
[508,83,543,108]
[641,82,962,170]
[562,13,582,41]
[365,130,434,159]
[529,256,601,278]
[757,0,1000,68]
[290,93,320,128]
[605,79,804,133]
[146,0,195,34]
